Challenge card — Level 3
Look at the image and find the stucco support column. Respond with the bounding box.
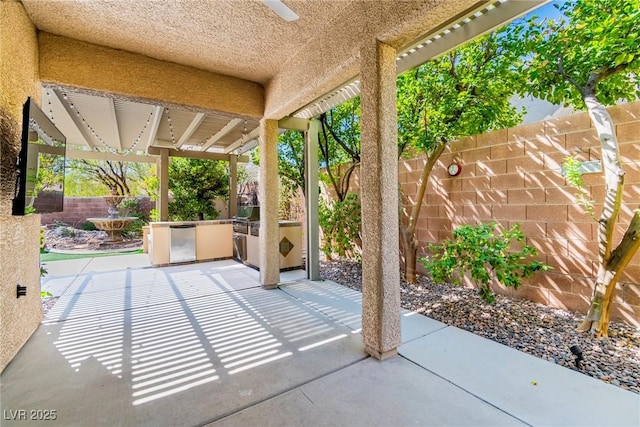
[359,40,401,360]
[157,148,169,221]
[229,155,238,218]
[305,119,320,280]
[259,119,280,288]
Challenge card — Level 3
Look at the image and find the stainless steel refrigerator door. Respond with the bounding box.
[169,224,196,263]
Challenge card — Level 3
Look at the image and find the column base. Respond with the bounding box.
[365,346,398,360]
[261,283,279,290]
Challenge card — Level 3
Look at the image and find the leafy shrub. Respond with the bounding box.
[422,222,551,303]
[149,208,160,222]
[318,193,362,261]
[80,221,97,231]
[60,227,77,238]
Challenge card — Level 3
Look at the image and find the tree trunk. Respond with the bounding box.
[400,142,446,283]
[577,95,628,337]
[579,211,640,336]
[400,225,417,283]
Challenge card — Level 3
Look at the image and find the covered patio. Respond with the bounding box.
[1,254,637,426]
[3,1,639,425]
[3,0,564,370]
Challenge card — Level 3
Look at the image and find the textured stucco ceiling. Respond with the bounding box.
[21,0,352,85]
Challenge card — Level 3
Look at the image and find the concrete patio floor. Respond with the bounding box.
[1,254,638,426]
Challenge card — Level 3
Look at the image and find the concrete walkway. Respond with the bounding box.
[1,255,638,426]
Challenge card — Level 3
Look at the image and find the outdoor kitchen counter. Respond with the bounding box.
[244,221,303,271]
[148,220,234,267]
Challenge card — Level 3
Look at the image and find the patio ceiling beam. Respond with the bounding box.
[176,112,206,149]
[51,89,96,150]
[107,97,123,151]
[145,106,164,152]
[147,145,249,162]
[201,118,243,151]
[224,127,260,154]
[278,116,309,131]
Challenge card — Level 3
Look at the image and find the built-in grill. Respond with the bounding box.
[233,206,260,261]
[233,205,260,235]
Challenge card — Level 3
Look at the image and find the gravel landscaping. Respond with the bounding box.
[320,258,640,394]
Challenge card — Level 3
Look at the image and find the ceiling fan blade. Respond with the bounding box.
[262,0,299,22]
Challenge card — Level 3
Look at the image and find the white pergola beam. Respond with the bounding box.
[176,112,206,148]
[148,145,248,162]
[51,89,96,149]
[396,0,550,74]
[278,116,309,131]
[145,106,164,151]
[201,118,243,151]
[63,147,155,163]
[224,127,259,154]
[107,97,123,151]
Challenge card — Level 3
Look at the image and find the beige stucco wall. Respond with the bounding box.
[0,215,42,373]
[39,32,265,119]
[0,2,43,373]
[0,1,40,212]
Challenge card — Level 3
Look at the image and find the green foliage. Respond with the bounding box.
[120,198,148,238]
[508,0,640,108]
[168,158,228,221]
[318,194,362,260]
[59,227,77,238]
[40,291,53,297]
[80,221,98,231]
[40,264,48,278]
[149,208,160,222]
[562,156,597,220]
[278,130,306,195]
[397,28,524,157]
[422,223,551,303]
[66,159,153,196]
[318,98,361,201]
[40,228,46,252]
[35,150,65,193]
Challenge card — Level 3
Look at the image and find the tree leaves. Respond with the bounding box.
[508,0,640,107]
[167,158,228,221]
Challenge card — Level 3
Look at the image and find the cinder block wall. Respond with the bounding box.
[39,196,154,226]
[404,102,640,325]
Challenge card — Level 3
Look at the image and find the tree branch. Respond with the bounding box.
[557,54,586,95]
[322,113,360,162]
[319,116,342,201]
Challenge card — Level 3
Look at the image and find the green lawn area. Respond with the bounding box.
[40,249,143,262]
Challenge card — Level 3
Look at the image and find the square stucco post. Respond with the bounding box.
[157,148,169,221]
[229,154,238,219]
[360,40,401,360]
[259,118,280,288]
